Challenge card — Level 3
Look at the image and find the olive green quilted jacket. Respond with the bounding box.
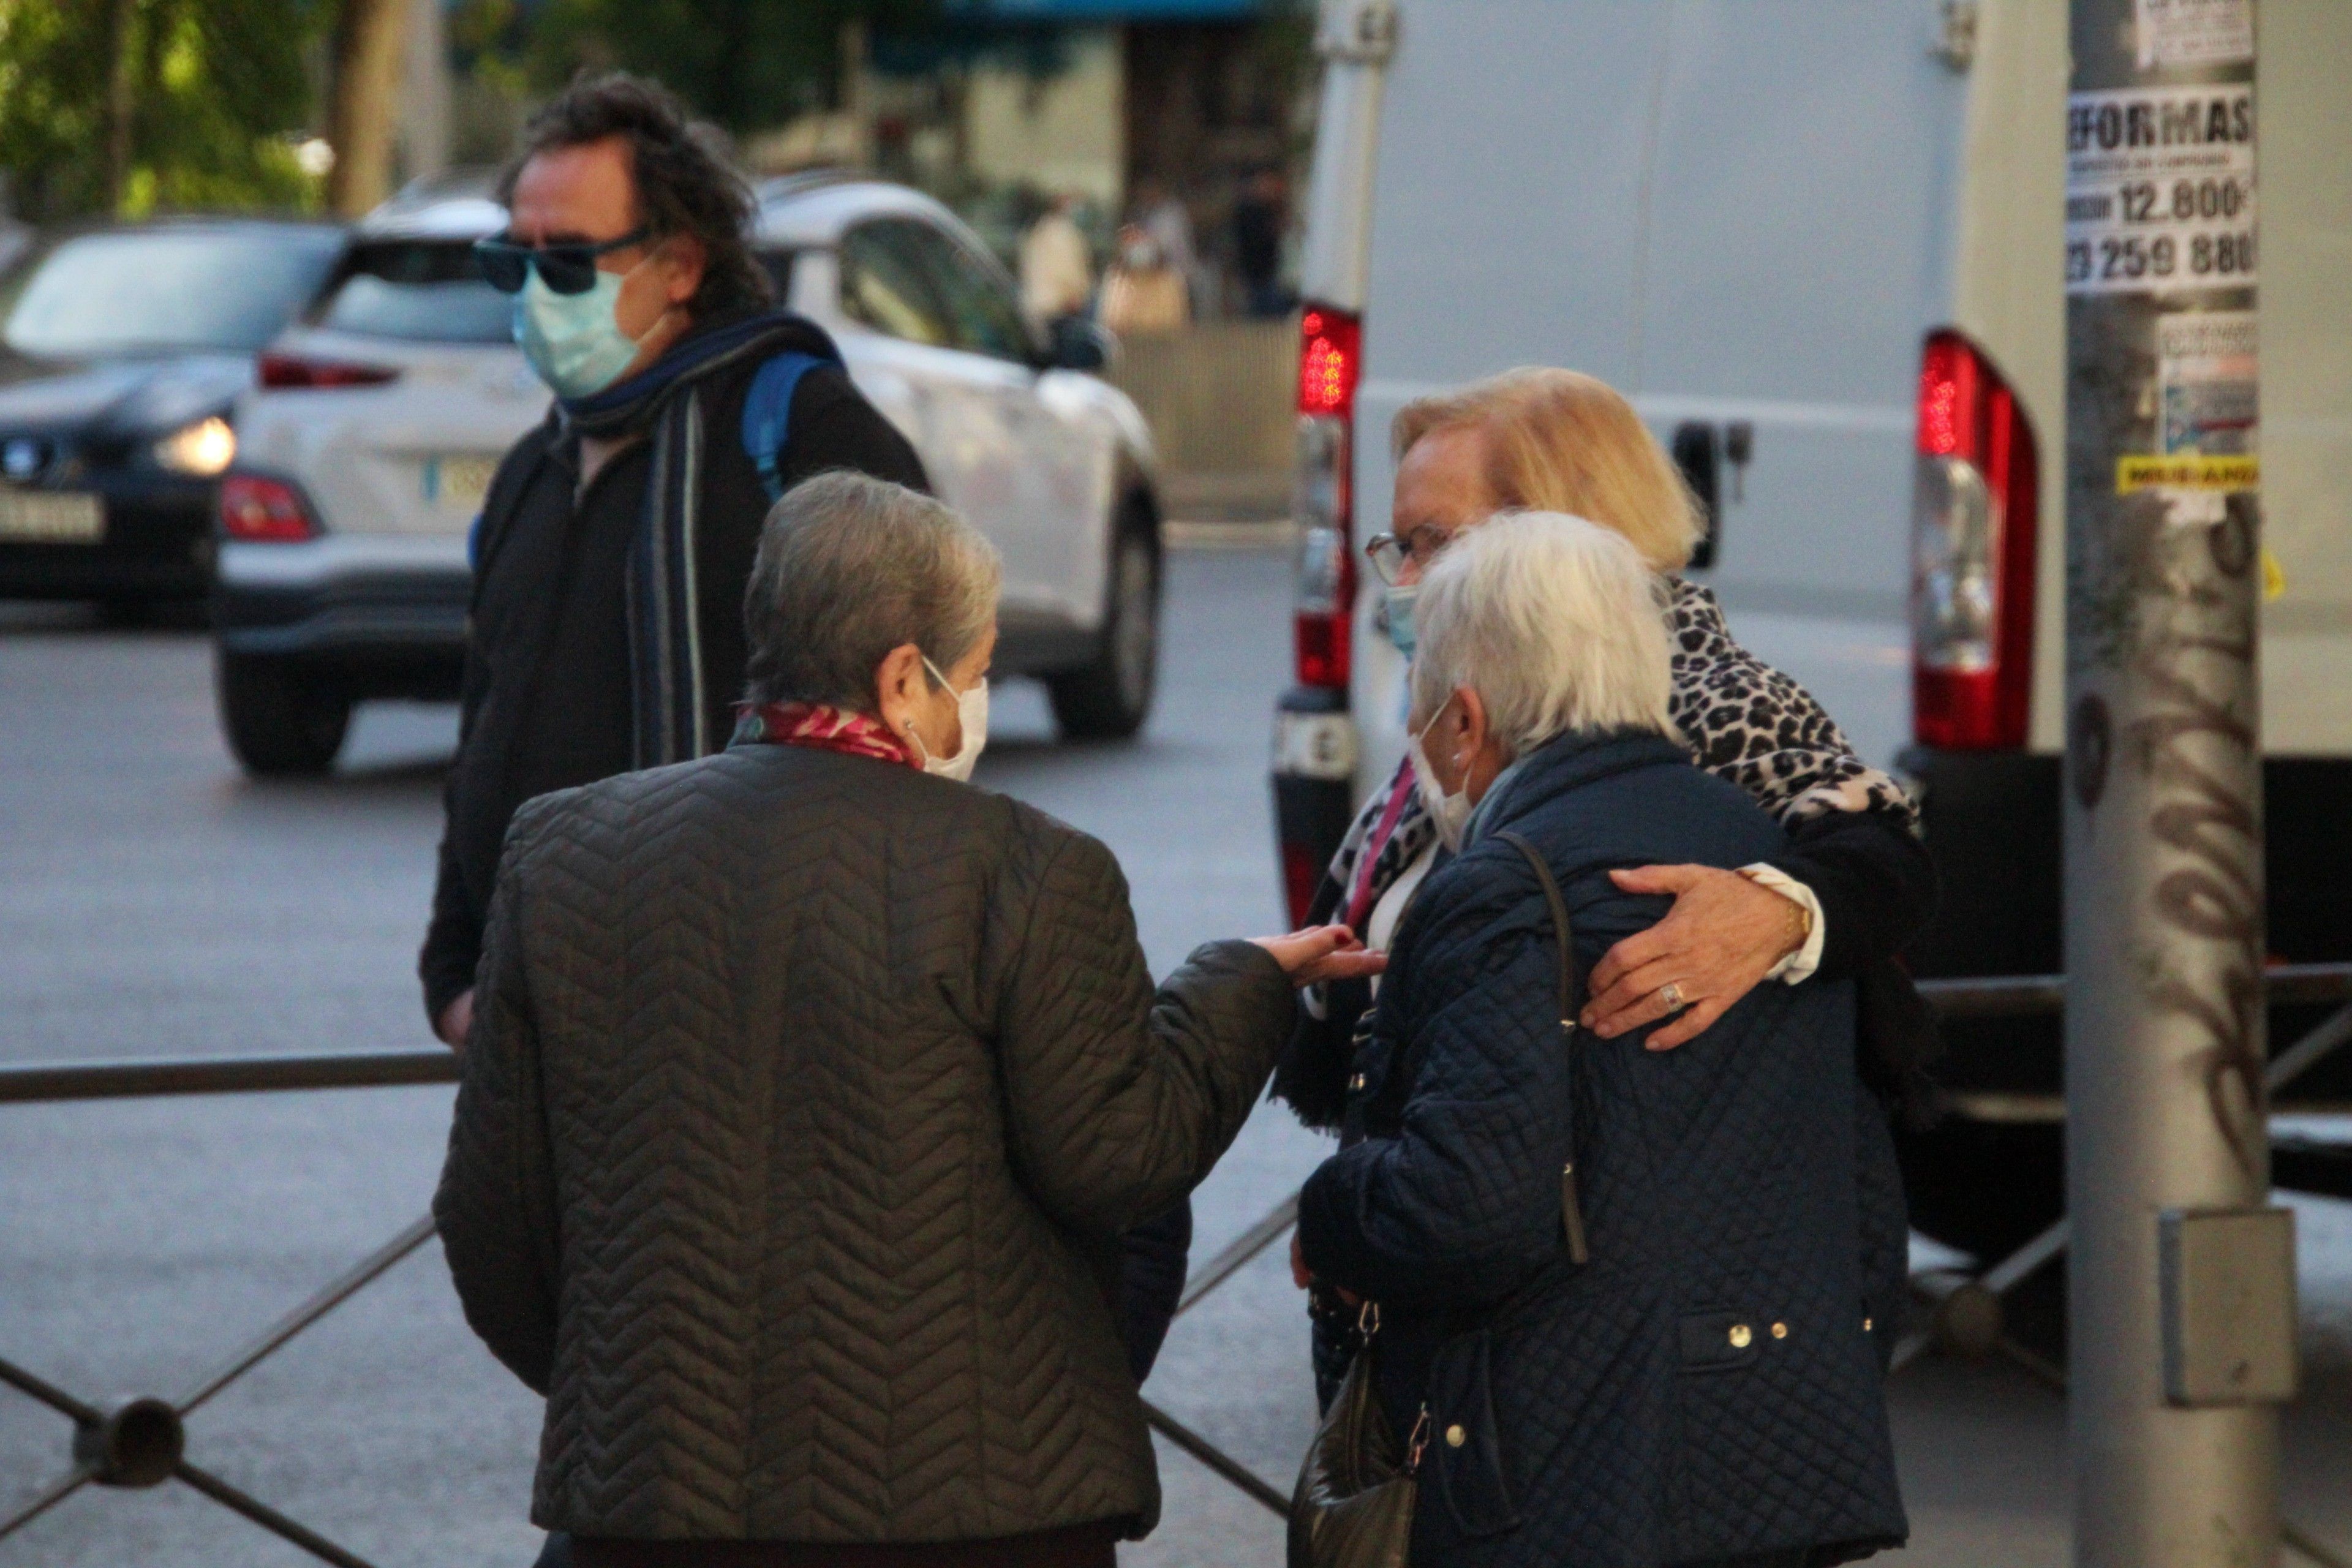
[433,743,1291,1544]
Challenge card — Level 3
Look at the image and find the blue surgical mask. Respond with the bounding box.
[513,267,645,399]
[1383,582,1419,659]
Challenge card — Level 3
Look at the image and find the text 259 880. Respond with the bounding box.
[2067,230,2256,287]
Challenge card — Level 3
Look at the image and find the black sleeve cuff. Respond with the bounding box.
[1765,807,1938,980]
[420,905,483,1028]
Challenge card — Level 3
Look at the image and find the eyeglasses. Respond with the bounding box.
[1362,526,1453,586]
[473,227,651,295]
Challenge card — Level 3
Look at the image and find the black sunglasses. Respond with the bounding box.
[473,227,651,295]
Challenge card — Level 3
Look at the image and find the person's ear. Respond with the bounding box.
[874,643,927,741]
[658,232,706,309]
[1456,685,1491,761]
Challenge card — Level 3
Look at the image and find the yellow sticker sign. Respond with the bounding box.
[2116,454,2260,492]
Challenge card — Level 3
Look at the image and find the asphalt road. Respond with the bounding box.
[4,544,2350,1567]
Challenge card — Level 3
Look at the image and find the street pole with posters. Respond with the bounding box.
[2062,0,2296,1564]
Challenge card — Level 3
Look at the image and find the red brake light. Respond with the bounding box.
[219,475,317,542]
[257,352,399,390]
[1294,306,1363,690]
[1298,308,1361,417]
[1911,329,2038,750]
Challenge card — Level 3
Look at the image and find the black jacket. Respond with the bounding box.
[418,319,927,1023]
[1297,730,1908,1568]
[434,742,1294,1541]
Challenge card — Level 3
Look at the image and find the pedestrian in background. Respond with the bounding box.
[419,72,927,1050]
[1019,189,1095,328]
[1129,178,1205,319]
[1292,511,1907,1568]
[1275,368,1933,1403]
[1230,167,1291,318]
[435,472,1381,1568]
[1098,225,1188,337]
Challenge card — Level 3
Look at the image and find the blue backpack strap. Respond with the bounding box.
[740,350,829,505]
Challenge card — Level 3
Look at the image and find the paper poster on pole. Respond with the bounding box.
[2135,0,2254,70]
[2065,85,2257,295]
[2158,311,2258,456]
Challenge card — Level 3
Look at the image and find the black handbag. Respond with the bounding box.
[1287,1303,1425,1568]
[1286,830,1586,1568]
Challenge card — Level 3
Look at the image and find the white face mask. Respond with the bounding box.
[913,655,989,783]
[1409,704,1473,851]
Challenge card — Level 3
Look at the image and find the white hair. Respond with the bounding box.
[1409,510,1678,756]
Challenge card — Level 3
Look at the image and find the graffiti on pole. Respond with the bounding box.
[2133,499,2267,1171]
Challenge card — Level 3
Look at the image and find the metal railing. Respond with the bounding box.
[5,962,2351,1560]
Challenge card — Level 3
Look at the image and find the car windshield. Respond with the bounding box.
[2,227,342,358]
[315,238,513,344]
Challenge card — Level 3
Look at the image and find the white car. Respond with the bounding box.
[213,170,1161,775]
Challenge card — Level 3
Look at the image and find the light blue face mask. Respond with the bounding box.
[513,268,645,399]
[1383,582,1419,659]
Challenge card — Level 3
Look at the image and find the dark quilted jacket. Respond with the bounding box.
[1296,729,1908,1568]
[434,742,1292,1545]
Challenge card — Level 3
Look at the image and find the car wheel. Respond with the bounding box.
[216,650,352,777]
[1047,501,1159,741]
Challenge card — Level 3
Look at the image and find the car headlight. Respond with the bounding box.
[154,415,236,477]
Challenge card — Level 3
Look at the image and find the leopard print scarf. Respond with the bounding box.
[1325,579,1917,926]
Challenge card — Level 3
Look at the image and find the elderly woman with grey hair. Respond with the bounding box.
[436,471,1379,1568]
[1292,513,1907,1568]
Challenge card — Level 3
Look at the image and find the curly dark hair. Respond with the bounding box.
[499,72,771,320]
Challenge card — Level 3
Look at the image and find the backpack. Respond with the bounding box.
[737,349,833,505]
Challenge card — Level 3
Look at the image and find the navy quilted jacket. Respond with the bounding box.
[1297,729,1908,1568]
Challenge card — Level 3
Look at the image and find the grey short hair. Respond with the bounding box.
[1409,510,1678,756]
[743,472,1002,710]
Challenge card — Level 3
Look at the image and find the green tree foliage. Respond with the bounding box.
[525,0,934,134]
[0,0,322,221]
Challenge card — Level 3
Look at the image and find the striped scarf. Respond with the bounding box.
[560,311,843,769]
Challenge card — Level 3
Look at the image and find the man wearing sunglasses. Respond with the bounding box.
[420,72,927,1052]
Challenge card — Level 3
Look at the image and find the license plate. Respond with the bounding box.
[421,456,499,512]
[0,489,104,544]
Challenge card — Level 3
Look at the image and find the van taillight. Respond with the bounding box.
[1294,306,1362,690]
[1912,329,2037,750]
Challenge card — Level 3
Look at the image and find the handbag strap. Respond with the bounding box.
[1491,830,1590,1265]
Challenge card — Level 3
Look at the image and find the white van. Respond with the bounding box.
[1268,0,2352,1255]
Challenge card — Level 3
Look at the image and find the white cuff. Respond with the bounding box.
[1741,864,1826,985]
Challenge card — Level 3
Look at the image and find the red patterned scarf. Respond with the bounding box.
[734,701,919,769]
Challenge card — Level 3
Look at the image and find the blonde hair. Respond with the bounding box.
[1410,511,1677,756]
[1392,367,1704,573]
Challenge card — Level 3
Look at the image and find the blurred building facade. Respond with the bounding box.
[742,0,1310,318]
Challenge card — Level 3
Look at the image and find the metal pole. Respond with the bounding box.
[2062,1,2289,1564]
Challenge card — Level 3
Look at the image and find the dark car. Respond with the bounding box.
[0,219,345,610]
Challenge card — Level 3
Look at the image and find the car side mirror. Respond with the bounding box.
[1044,316,1112,373]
